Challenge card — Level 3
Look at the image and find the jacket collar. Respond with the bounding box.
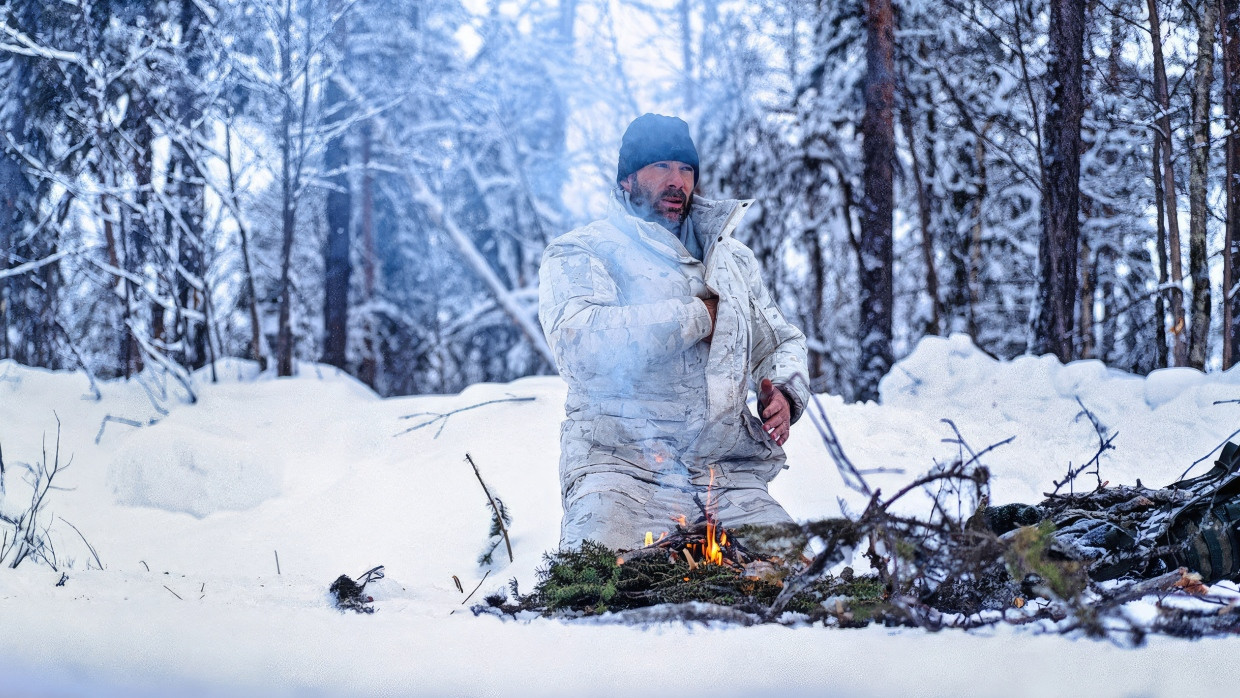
[607,190,754,260]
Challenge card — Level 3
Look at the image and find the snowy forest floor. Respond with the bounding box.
[3,334,1240,697]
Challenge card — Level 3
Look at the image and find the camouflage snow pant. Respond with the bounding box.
[559,470,794,552]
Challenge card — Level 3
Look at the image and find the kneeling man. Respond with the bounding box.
[538,114,809,551]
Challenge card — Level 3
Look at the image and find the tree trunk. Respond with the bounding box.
[321,0,352,371]
[1034,0,1086,363]
[1148,0,1188,366]
[173,0,207,370]
[857,0,895,402]
[898,79,940,336]
[1188,1,1217,369]
[276,0,297,377]
[968,120,990,340]
[1225,0,1240,369]
[679,0,694,111]
[1077,218,1095,359]
[1152,133,1171,369]
[358,122,378,388]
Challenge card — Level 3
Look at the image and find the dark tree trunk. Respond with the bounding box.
[173,0,208,370]
[1077,222,1095,359]
[1225,0,1240,369]
[857,0,895,402]
[321,2,352,371]
[1188,1,1217,370]
[1034,0,1086,363]
[1148,0,1188,366]
[276,0,297,377]
[1152,135,1170,369]
[358,122,377,388]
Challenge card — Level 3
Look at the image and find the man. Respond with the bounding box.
[538,114,809,551]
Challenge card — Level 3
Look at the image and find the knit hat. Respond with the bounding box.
[616,114,700,185]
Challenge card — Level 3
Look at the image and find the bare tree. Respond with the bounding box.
[321,0,353,370]
[858,0,896,402]
[1148,0,1188,366]
[1188,1,1217,370]
[1226,0,1240,369]
[1033,0,1086,363]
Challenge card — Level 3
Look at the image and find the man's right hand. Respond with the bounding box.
[701,295,718,342]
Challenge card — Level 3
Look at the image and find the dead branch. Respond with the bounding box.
[57,517,102,570]
[465,453,512,563]
[95,415,156,445]
[395,396,535,438]
[461,569,491,605]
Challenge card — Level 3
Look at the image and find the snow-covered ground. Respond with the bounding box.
[3,334,1240,697]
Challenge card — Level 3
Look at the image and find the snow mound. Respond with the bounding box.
[108,423,284,517]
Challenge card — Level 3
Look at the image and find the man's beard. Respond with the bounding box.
[629,181,692,230]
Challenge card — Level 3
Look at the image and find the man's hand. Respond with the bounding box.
[701,295,718,343]
[758,378,791,446]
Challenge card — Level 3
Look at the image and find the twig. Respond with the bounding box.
[461,569,491,605]
[140,560,150,572]
[395,396,535,438]
[465,453,512,563]
[1179,426,1240,480]
[163,585,183,600]
[798,376,876,496]
[1051,399,1116,495]
[275,550,281,575]
[57,517,103,570]
[95,415,152,445]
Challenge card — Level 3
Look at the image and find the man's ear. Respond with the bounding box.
[619,175,633,193]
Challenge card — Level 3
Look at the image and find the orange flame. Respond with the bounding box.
[691,467,727,566]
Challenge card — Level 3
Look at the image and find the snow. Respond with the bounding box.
[3,340,1240,697]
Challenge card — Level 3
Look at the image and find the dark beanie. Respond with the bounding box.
[616,114,700,185]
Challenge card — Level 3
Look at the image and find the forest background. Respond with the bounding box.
[3,0,1238,404]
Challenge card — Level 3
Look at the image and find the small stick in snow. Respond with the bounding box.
[164,585,183,600]
[452,575,464,593]
[140,560,149,572]
[461,570,491,605]
[465,453,513,563]
[57,516,103,570]
[275,550,281,575]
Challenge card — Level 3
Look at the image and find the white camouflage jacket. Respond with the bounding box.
[538,192,809,503]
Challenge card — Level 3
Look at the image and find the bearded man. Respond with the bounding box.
[538,114,809,551]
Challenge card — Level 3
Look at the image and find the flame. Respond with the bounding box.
[676,515,687,527]
[654,454,664,463]
[686,466,727,566]
[645,531,654,546]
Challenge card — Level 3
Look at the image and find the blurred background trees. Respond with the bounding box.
[1,0,1236,401]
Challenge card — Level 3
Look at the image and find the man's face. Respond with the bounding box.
[621,160,695,228]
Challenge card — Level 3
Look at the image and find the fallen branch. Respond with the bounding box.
[395,396,535,438]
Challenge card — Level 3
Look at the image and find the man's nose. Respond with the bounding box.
[662,172,690,193]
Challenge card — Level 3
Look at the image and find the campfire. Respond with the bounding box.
[617,468,769,575]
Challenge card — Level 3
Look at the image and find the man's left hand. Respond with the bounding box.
[758,378,791,446]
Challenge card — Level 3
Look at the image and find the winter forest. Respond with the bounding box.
[3,0,1240,403]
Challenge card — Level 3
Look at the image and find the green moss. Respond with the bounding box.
[525,539,892,626]
[1004,520,1087,601]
